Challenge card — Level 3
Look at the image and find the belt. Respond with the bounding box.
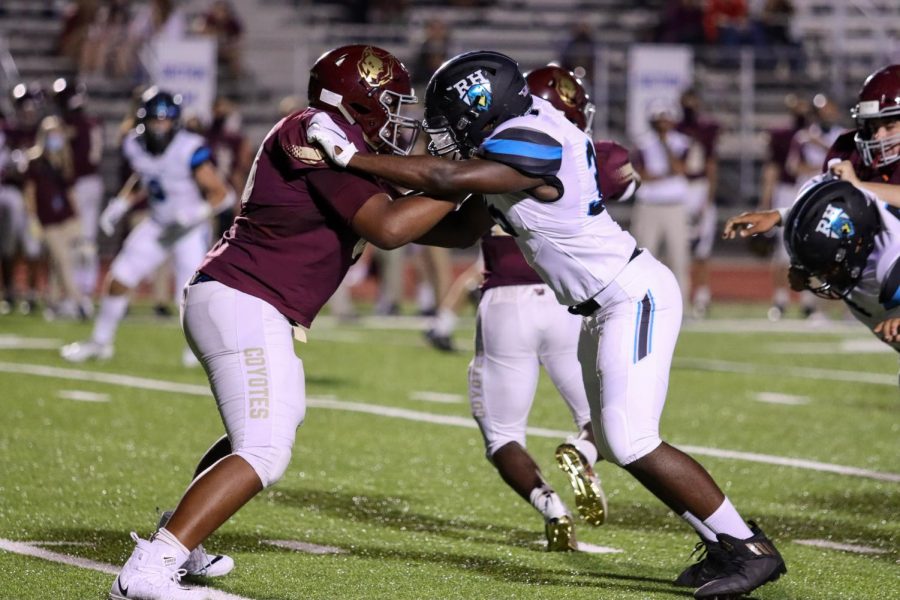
[189,271,216,285]
[567,247,643,317]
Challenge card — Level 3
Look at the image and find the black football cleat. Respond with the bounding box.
[674,540,727,587]
[693,521,786,599]
[424,329,455,352]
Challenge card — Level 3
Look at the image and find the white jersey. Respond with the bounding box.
[122,128,209,225]
[478,96,637,306]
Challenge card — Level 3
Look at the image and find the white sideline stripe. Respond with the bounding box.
[410,390,463,404]
[262,540,345,554]
[794,539,888,555]
[533,540,623,554]
[32,541,95,547]
[753,392,810,405]
[58,389,111,402]
[0,539,256,599]
[3,361,899,484]
[0,335,62,349]
[675,357,897,386]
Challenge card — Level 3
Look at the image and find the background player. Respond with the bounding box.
[61,87,234,366]
[310,50,786,599]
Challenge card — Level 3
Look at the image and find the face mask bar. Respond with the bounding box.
[423,116,462,159]
[583,101,596,137]
[378,89,420,156]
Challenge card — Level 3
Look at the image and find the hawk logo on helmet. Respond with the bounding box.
[449,70,493,112]
[357,47,394,88]
[815,204,856,239]
[556,75,578,107]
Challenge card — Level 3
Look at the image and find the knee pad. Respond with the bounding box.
[236,445,293,488]
[596,407,661,467]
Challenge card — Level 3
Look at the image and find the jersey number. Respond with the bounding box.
[147,178,166,204]
[585,141,604,216]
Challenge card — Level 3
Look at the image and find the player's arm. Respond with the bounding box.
[830,159,900,207]
[99,172,141,236]
[350,190,460,250]
[722,209,783,239]
[193,161,234,211]
[874,317,900,343]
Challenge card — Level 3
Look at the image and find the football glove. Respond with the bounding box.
[307,112,358,168]
[99,196,131,237]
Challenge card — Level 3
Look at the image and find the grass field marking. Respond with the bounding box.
[0,335,63,349]
[531,541,623,554]
[675,357,897,386]
[5,361,900,484]
[58,390,111,402]
[766,339,892,355]
[0,539,257,599]
[793,539,888,555]
[682,319,866,334]
[262,540,346,554]
[409,391,464,404]
[752,392,810,405]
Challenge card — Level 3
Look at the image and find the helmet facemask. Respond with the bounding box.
[376,88,419,155]
[854,115,900,168]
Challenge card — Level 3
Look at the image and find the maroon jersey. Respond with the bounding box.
[767,127,798,185]
[64,111,102,178]
[481,228,544,291]
[825,130,900,185]
[26,157,75,226]
[199,109,386,328]
[205,126,246,182]
[676,117,719,180]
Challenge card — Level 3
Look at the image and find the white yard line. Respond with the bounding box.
[753,392,810,405]
[675,357,897,386]
[793,539,888,555]
[58,390,111,402]
[262,540,345,554]
[0,539,254,600]
[2,361,899,483]
[409,391,464,404]
[0,335,63,349]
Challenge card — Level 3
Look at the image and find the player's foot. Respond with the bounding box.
[693,522,786,599]
[157,511,233,577]
[674,540,727,587]
[109,533,208,600]
[554,443,607,526]
[545,514,577,552]
[153,303,174,318]
[766,304,785,322]
[424,329,455,352]
[61,340,113,362]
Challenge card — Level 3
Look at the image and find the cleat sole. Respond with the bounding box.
[555,445,607,526]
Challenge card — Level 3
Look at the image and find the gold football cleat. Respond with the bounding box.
[555,443,608,526]
[545,514,577,552]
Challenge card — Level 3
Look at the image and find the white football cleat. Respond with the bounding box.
[109,533,208,600]
[157,511,234,578]
[61,340,113,363]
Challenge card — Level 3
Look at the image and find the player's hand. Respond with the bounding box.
[722,210,782,239]
[874,317,900,343]
[99,196,131,237]
[307,112,358,168]
[829,159,861,186]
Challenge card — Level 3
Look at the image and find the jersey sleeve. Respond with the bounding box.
[190,145,213,169]
[305,167,385,225]
[478,127,563,178]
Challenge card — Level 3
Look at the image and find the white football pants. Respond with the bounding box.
[468,283,590,458]
[578,250,683,466]
[181,279,306,487]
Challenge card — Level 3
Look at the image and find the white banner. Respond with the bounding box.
[148,37,217,123]
[627,45,693,140]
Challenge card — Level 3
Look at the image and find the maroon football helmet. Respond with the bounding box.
[851,64,900,167]
[308,44,419,155]
[525,65,595,134]
[594,140,640,201]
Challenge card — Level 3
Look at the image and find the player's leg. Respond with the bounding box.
[111,279,305,598]
[62,219,167,361]
[425,256,483,352]
[71,174,103,298]
[172,224,213,367]
[469,285,574,550]
[582,252,785,596]
[535,294,607,526]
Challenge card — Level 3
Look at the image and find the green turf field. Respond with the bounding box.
[1,305,897,600]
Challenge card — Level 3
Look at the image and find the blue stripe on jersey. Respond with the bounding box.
[647,290,655,355]
[481,138,563,160]
[190,146,212,168]
[633,299,642,363]
[879,256,900,309]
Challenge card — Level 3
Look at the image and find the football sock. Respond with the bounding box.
[431,308,458,337]
[568,436,599,466]
[702,497,754,540]
[693,285,711,308]
[681,510,717,542]
[151,527,191,566]
[93,294,129,346]
[529,485,568,521]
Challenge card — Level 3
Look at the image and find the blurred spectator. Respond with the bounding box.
[655,0,706,45]
[703,0,765,50]
[759,93,810,321]
[676,87,720,318]
[119,0,186,81]
[412,19,452,89]
[58,0,100,64]
[79,0,133,81]
[53,77,105,299]
[195,0,244,79]
[24,116,92,320]
[758,0,803,75]
[631,99,693,306]
[370,0,408,24]
[204,96,252,236]
[560,23,596,84]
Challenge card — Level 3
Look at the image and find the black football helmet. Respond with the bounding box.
[783,179,881,299]
[423,50,532,158]
[135,87,182,155]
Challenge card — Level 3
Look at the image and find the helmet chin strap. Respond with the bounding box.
[318,88,356,125]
